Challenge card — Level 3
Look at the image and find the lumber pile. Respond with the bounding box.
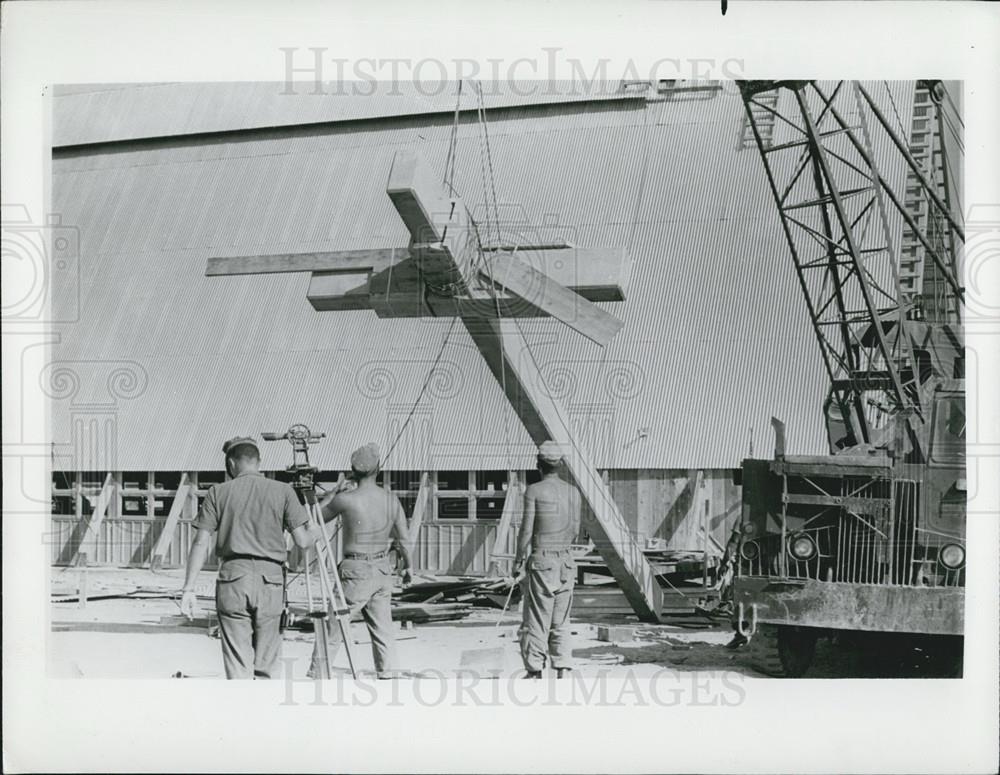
[395,578,518,609]
[391,602,474,624]
[575,548,719,587]
[284,601,475,629]
[51,586,183,604]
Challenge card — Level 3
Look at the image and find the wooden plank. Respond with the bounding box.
[463,316,663,622]
[76,473,113,565]
[686,470,704,537]
[206,248,405,277]
[487,472,521,577]
[408,472,431,552]
[573,586,697,616]
[479,254,625,346]
[150,473,190,568]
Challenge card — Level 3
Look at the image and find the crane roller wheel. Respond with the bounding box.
[749,625,818,677]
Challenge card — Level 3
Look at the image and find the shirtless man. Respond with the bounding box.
[513,441,582,678]
[308,442,412,678]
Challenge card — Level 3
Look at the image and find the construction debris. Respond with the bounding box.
[576,548,720,587]
[395,577,519,608]
[597,624,636,643]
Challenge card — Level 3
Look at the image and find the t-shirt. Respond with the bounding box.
[194,471,309,562]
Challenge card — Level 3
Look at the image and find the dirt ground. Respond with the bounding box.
[49,567,955,680]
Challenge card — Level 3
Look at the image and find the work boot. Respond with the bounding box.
[524,670,543,679]
[556,668,572,679]
[725,632,749,649]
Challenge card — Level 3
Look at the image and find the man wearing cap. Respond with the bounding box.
[513,441,582,679]
[180,436,320,679]
[308,442,413,679]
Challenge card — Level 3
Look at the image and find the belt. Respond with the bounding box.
[534,547,573,556]
[344,549,389,560]
[221,553,284,565]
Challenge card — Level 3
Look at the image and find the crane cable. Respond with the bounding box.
[381,84,467,469]
[477,86,686,599]
[472,79,515,474]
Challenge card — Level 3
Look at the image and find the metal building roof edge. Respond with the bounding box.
[52,81,644,148]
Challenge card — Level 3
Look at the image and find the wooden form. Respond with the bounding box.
[149,473,192,570]
[205,149,663,621]
[487,471,523,577]
[407,472,432,551]
[73,472,114,565]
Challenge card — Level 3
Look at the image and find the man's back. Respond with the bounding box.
[200,472,305,562]
[524,476,581,550]
[325,483,402,554]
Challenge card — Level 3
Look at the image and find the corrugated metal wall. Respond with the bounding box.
[46,83,906,473]
[53,81,637,147]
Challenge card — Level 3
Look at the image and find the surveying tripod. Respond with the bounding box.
[262,424,359,679]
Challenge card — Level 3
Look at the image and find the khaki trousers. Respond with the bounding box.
[519,549,576,672]
[309,555,397,676]
[215,558,285,679]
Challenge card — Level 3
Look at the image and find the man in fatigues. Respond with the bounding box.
[308,442,413,679]
[513,441,582,679]
[180,437,319,679]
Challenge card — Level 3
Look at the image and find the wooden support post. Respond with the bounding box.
[150,473,190,570]
[75,473,114,566]
[488,471,522,577]
[465,317,663,622]
[702,477,710,590]
[408,472,431,553]
[77,552,88,609]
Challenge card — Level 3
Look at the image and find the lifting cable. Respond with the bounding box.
[380,84,467,470]
[380,316,461,470]
[473,81,688,598]
[472,79,515,474]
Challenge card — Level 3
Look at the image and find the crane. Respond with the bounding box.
[739,80,963,460]
[733,80,966,676]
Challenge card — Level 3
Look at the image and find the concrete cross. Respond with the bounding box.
[207,151,629,346]
[205,150,664,621]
